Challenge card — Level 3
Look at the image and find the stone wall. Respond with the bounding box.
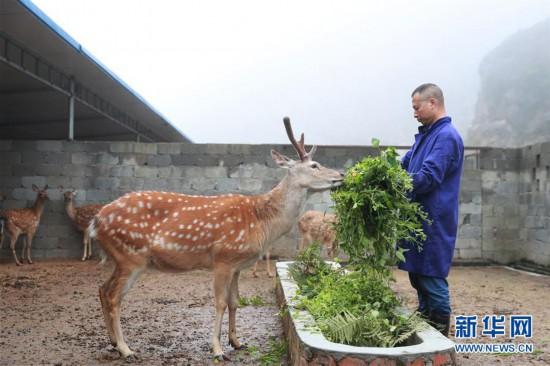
[1,139,549,268]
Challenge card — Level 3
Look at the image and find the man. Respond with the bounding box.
[399,83,464,337]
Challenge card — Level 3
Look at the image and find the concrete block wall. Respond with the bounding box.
[518,142,550,266]
[1,139,549,268]
[0,140,376,260]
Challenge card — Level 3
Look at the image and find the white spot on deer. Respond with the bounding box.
[250,223,255,228]
[173,212,179,218]
[235,230,245,242]
[230,229,235,235]
[138,201,144,208]
[132,207,139,214]
[146,202,152,209]
[164,210,169,215]
[124,219,131,224]
[154,210,159,216]
[157,196,163,200]
[179,224,185,229]
[109,229,115,235]
[187,224,193,230]
[168,199,173,203]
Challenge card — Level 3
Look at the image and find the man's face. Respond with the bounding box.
[412,93,436,125]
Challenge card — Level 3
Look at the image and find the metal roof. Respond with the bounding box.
[0,0,191,142]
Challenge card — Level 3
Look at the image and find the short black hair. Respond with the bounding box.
[411,83,444,104]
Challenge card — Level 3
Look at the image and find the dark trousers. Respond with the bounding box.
[408,272,451,316]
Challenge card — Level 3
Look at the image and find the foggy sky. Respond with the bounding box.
[33,0,550,146]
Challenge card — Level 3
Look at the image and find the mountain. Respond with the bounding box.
[467,19,550,147]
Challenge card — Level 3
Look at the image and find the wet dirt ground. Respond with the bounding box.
[1,260,549,365]
[393,266,550,366]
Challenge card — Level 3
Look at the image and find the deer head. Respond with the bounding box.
[270,117,343,191]
[32,184,49,202]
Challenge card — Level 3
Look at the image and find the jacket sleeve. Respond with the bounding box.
[411,133,461,195]
[401,149,412,170]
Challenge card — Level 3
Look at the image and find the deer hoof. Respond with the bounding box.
[268,273,275,278]
[15,261,22,266]
[232,343,248,350]
[213,354,230,362]
[27,260,33,264]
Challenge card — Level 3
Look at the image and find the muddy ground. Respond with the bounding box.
[1,260,549,366]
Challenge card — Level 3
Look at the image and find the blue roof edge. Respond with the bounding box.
[17,0,192,143]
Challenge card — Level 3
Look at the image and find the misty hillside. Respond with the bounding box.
[467,18,550,147]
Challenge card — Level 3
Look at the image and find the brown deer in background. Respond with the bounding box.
[298,210,338,259]
[251,250,274,278]
[61,188,103,261]
[88,118,344,360]
[0,185,49,265]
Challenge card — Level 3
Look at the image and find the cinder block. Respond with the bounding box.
[86,189,111,202]
[147,154,171,166]
[215,178,240,193]
[206,144,228,155]
[110,142,134,153]
[72,152,94,164]
[120,154,147,166]
[135,166,158,178]
[158,143,181,154]
[134,143,157,154]
[238,178,263,193]
[0,140,13,151]
[96,152,119,165]
[110,165,134,177]
[36,140,62,152]
[94,177,120,190]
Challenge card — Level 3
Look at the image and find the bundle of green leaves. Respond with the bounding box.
[331,140,429,275]
[288,142,430,347]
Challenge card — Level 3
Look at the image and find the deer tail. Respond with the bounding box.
[88,215,110,266]
[0,217,4,248]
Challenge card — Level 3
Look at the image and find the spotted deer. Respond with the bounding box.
[61,188,103,261]
[0,185,49,265]
[298,210,338,258]
[89,118,343,360]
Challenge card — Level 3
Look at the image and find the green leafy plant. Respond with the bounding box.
[238,294,267,307]
[288,142,429,347]
[331,140,429,275]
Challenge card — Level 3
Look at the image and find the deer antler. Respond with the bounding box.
[283,116,310,161]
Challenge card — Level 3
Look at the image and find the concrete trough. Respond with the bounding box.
[275,262,457,366]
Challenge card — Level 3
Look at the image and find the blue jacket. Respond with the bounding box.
[398,116,464,278]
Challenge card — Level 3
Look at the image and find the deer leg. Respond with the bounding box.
[20,236,28,263]
[86,230,93,259]
[81,232,88,261]
[26,233,34,264]
[100,264,142,357]
[228,271,245,349]
[212,267,233,359]
[10,234,21,266]
[266,251,275,278]
[252,260,259,277]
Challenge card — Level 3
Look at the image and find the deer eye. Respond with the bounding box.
[310,163,319,169]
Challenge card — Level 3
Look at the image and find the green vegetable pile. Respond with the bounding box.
[288,141,429,347]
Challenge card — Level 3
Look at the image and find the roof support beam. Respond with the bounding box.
[0,32,160,142]
[68,77,74,140]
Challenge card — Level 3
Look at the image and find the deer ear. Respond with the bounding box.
[43,184,49,190]
[32,184,39,192]
[307,145,317,160]
[271,149,295,168]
